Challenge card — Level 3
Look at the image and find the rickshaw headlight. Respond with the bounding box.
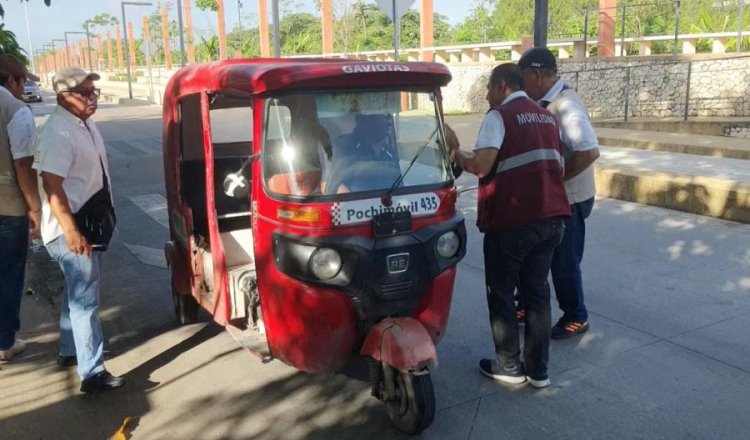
[310,248,342,280]
[436,231,460,259]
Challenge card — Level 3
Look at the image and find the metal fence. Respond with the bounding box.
[551,0,747,55]
[561,54,750,120]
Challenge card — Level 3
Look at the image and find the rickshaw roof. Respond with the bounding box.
[164,58,452,101]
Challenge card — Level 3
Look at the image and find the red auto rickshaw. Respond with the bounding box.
[162,58,466,433]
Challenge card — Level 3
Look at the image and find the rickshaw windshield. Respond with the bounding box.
[262,90,451,199]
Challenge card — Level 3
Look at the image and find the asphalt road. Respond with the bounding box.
[2,100,750,440]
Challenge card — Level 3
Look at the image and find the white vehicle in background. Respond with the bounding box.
[22,79,42,103]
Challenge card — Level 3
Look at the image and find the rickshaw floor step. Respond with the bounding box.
[225,322,273,362]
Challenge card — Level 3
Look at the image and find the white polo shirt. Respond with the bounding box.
[0,86,35,160]
[473,91,530,151]
[33,106,112,244]
[541,78,599,204]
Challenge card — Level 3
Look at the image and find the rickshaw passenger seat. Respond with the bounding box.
[267,170,322,196]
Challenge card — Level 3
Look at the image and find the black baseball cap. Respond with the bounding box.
[518,48,557,71]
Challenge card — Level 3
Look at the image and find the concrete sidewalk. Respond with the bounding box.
[596,127,750,160]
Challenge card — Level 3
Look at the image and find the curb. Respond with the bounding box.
[100,93,154,106]
[597,136,750,160]
[595,165,750,224]
[117,97,153,106]
[593,120,750,137]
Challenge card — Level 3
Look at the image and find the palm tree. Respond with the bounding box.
[0,24,28,64]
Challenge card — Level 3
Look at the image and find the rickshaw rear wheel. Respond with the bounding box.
[172,273,199,325]
[383,367,435,434]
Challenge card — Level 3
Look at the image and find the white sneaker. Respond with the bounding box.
[0,339,26,362]
[526,375,551,388]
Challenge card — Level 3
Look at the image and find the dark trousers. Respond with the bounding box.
[0,215,28,349]
[551,197,595,322]
[484,217,564,378]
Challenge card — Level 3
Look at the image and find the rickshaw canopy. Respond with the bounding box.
[163,58,453,103]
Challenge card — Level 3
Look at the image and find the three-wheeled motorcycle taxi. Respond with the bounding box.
[162,58,466,433]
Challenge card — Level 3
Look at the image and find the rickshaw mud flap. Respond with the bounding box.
[361,317,437,373]
[225,322,273,363]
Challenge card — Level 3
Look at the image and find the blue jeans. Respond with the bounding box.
[45,235,105,380]
[0,215,28,349]
[551,197,595,322]
[484,217,565,379]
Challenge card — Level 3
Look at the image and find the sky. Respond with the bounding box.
[2,0,472,65]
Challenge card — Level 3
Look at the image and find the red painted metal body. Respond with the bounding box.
[360,317,438,373]
[162,59,461,374]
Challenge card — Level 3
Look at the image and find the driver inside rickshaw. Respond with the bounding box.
[335,114,399,165]
[322,113,401,194]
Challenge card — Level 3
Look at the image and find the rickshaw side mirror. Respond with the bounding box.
[223,171,249,199]
[222,153,259,199]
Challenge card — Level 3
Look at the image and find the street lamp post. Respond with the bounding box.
[33,50,44,78]
[52,39,67,68]
[237,0,243,31]
[64,31,87,67]
[121,2,153,100]
[673,0,681,55]
[583,8,590,56]
[24,2,35,73]
[44,44,58,73]
[271,0,280,57]
[237,0,243,56]
[533,0,549,47]
[84,20,107,71]
[620,3,627,56]
[176,0,186,66]
[739,0,745,54]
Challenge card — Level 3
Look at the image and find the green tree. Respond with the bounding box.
[83,12,120,31]
[0,0,51,62]
[227,26,261,58]
[451,1,497,43]
[280,12,322,55]
[0,24,27,63]
[327,1,449,53]
[196,35,219,61]
[400,10,451,47]
[195,0,218,12]
[147,5,180,64]
[484,0,597,41]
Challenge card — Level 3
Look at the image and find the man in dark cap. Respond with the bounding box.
[0,55,41,362]
[517,47,600,340]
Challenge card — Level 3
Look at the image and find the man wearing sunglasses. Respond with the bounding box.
[0,55,41,362]
[34,67,123,393]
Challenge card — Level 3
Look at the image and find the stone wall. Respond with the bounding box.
[726,127,750,138]
[441,55,750,119]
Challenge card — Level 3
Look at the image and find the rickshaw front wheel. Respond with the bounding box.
[383,366,435,434]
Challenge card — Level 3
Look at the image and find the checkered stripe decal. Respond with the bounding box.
[331,203,342,225]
